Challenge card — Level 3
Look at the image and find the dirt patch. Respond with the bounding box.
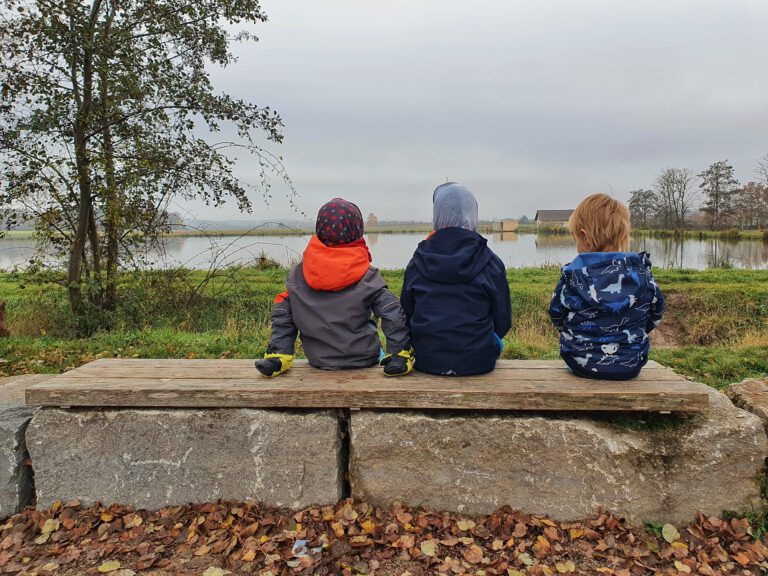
[651,292,685,349]
[374,556,426,576]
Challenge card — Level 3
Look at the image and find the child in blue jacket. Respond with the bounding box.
[400,183,512,375]
[548,193,665,380]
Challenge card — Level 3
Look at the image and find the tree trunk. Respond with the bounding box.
[67,10,96,320]
[88,206,103,306]
[68,122,93,317]
[100,3,119,310]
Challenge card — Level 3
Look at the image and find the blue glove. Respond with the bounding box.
[493,333,504,351]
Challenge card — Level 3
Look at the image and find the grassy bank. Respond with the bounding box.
[165,223,437,237]
[0,268,766,388]
[634,229,767,241]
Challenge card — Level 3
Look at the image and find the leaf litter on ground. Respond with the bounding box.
[0,498,766,575]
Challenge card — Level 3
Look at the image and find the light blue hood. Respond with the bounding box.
[433,182,479,232]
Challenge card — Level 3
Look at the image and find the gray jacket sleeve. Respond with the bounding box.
[371,280,411,355]
[266,290,298,355]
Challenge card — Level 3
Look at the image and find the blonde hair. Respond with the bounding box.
[568,193,630,252]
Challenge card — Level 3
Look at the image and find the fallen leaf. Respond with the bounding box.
[395,509,413,524]
[462,544,484,564]
[556,560,576,573]
[662,524,680,543]
[674,560,691,573]
[533,535,551,559]
[507,570,525,576]
[421,539,438,557]
[542,519,557,527]
[202,568,230,576]
[732,552,750,566]
[41,518,60,535]
[350,535,370,546]
[518,552,534,566]
[332,521,345,537]
[41,563,59,572]
[457,519,476,531]
[492,539,504,551]
[242,549,256,562]
[98,560,122,573]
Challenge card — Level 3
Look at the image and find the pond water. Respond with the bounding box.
[1,233,767,270]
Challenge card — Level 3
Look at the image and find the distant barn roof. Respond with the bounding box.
[535,209,574,222]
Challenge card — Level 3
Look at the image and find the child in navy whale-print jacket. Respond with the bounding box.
[548,194,665,380]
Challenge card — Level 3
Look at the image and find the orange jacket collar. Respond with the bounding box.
[303,235,371,291]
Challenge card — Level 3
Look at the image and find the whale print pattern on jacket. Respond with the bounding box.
[548,252,665,380]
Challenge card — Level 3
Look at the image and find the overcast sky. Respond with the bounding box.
[183,0,768,223]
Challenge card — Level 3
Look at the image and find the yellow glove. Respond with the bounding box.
[255,353,294,377]
[379,349,414,377]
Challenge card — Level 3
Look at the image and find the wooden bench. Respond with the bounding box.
[25,359,708,412]
[23,359,768,525]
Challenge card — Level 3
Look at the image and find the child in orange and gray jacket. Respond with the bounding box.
[255,198,413,377]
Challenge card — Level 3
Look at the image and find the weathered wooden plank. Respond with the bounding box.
[54,366,682,382]
[67,358,671,370]
[26,360,707,412]
[60,360,681,382]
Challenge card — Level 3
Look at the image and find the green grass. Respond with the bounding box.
[166,223,435,237]
[634,228,766,241]
[0,230,36,239]
[0,267,766,388]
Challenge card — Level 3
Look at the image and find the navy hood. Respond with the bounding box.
[561,252,653,315]
[412,227,492,284]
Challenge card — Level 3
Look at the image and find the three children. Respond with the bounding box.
[257,190,663,381]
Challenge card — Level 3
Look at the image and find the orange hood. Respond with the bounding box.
[302,235,372,291]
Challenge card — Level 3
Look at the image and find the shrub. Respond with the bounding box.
[720,229,741,241]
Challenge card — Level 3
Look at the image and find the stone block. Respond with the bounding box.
[0,374,50,517]
[27,408,342,510]
[350,385,767,524]
[728,378,768,428]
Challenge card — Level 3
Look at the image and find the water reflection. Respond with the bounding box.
[1,233,767,271]
[495,232,519,243]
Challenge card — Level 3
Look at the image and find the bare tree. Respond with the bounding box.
[653,168,696,231]
[756,154,768,187]
[737,182,768,230]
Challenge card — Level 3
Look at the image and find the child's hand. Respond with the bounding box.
[380,349,414,377]
[255,353,294,377]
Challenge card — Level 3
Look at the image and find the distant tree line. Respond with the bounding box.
[628,155,768,231]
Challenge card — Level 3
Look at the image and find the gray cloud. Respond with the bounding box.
[183,0,768,223]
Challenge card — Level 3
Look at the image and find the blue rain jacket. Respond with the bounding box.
[400,227,512,376]
[548,252,665,380]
